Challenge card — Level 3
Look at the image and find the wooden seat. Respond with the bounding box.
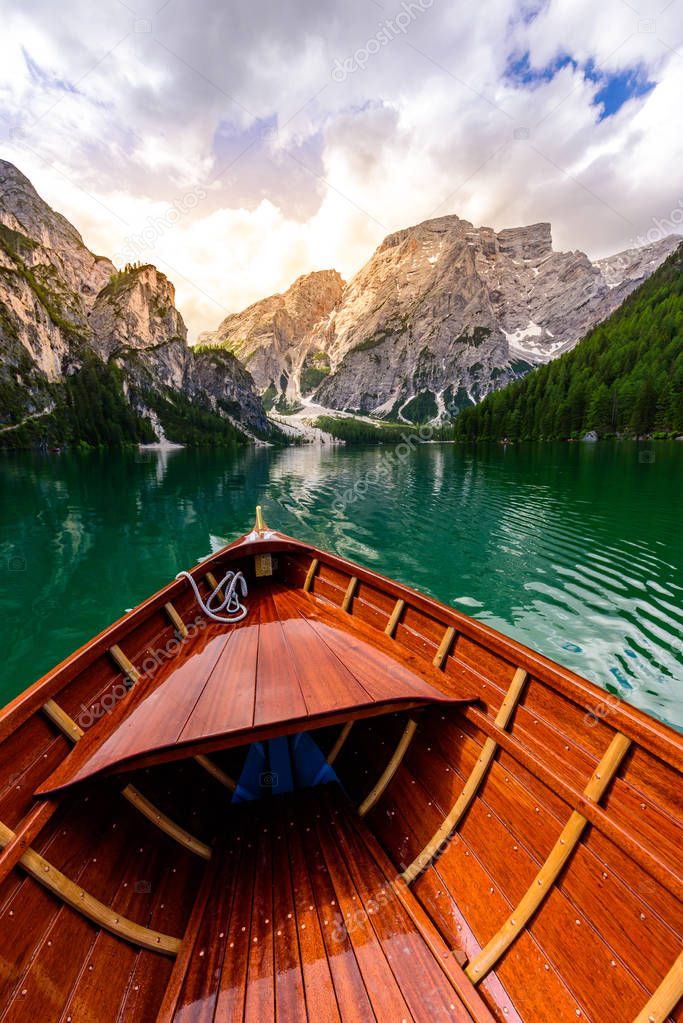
[38,584,472,794]
[159,784,487,1023]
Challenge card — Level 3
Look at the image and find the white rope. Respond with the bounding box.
[176,569,248,623]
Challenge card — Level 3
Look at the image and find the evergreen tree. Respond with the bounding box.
[455,243,683,441]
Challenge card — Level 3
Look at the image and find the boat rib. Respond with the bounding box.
[40,699,213,859]
[0,819,181,955]
[402,667,528,883]
[359,718,418,817]
[466,730,633,982]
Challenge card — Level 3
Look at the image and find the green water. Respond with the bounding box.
[1,442,681,729]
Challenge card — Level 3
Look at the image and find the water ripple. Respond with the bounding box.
[0,442,681,729]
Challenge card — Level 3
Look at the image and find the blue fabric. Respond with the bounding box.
[231,732,338,803]
[290,732,338,788]
[231,741,267,804]
[268,735,294,795]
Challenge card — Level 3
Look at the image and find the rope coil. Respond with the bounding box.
[176,569,248,623]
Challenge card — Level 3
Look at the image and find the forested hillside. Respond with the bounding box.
[314,416,421,444]
[0,161,272,449]
[0,354,254,450]
[454,242,683,441]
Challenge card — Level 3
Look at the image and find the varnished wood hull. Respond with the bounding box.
[0,519,680,1022]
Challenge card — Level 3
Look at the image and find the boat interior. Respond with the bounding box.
[0,524,681,1022]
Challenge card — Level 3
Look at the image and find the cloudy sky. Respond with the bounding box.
[1,0,682,338]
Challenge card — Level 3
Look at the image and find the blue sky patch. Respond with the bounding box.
[592,67,655,120]
[22,49,78,95]
[505,50,655,119]
[505,50,576,85]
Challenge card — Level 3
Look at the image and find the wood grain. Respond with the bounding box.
[0,819,181,955]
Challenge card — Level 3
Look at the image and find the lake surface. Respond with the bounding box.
[1,441,681,729]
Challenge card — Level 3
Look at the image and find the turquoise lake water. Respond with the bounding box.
[0,441,681,728]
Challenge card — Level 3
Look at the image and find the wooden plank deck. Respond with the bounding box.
[38,584,473,794]
[160,784,488,1022]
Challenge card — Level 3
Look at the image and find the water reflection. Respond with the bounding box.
[0,441,681,728]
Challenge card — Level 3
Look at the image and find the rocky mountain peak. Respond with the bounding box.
[0,160,82,252]
[0,159,114,287]
[89,263,187,361]
[281,269,344,319]
[197,268,344,402]
[377,214,472,254]
[199,212,680,420]
[593,236,680,289]
[495,222,553,262]
[0,160,269,440]
[375,215,553,265]
[0,159,114,330]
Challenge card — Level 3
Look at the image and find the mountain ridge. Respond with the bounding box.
[199,213,679,422]
[0,160,270,447]
[453,241,683,440]
[2,158,679,446]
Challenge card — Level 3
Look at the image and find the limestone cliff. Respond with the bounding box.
[200,214,679,421]
[0,160,269,442]
[197,270,344,408]
[317,218,678,418]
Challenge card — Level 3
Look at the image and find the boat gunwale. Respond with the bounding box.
[0,525,681,1023]
[280,535,683,768]
[0,527,680,773]
[0,535,301,743]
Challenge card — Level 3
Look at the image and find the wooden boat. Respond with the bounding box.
[0,508,680,1023]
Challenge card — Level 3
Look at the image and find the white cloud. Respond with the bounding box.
[0,0,681,337]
